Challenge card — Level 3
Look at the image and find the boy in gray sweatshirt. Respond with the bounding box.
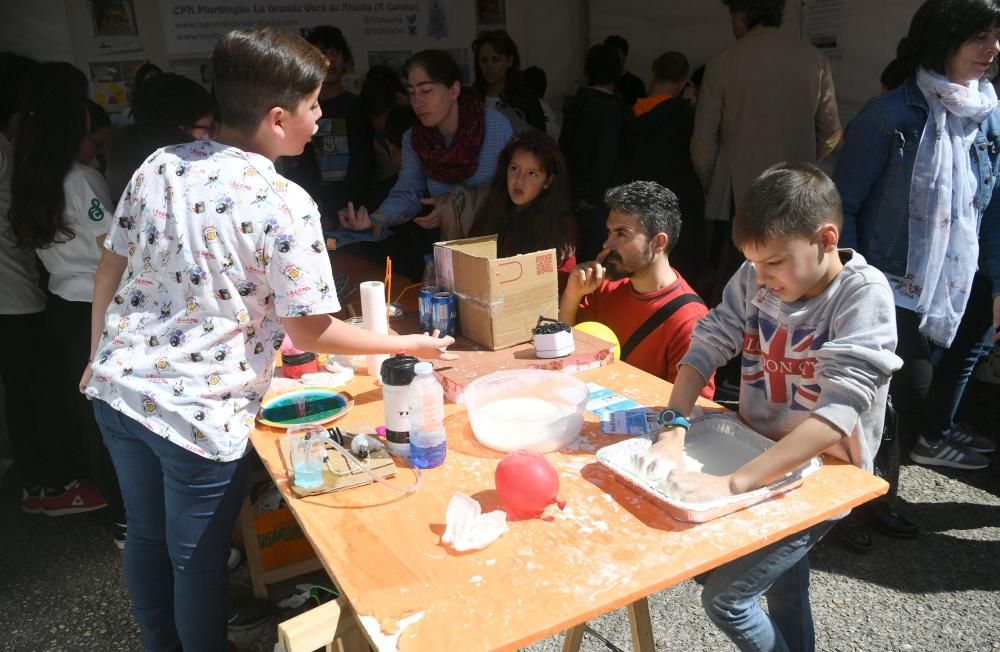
[639,162,901,651]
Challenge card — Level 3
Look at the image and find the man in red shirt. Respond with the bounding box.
[559,181,714,399]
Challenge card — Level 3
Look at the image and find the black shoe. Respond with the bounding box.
[833,512,873,552]
[227,598,271,631]
[867,501,919,539]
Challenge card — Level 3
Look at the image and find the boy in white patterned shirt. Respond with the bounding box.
[82,27,454,651]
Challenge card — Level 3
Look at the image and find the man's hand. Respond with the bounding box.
[338,202,372,231]
[414,197,444,229]
[665,470,735,503]
[565,248,611,300]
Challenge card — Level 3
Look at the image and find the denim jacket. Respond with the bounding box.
[833,76,1000,294]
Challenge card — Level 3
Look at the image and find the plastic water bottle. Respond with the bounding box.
[409,362,447,468]
[422,253,436,288]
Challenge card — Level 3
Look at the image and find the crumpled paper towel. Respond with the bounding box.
[442,492,508,552]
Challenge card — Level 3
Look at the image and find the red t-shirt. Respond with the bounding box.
[578,273,715,399]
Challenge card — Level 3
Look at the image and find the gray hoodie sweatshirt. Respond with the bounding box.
[680,250,902,472]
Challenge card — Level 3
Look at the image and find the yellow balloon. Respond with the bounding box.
[574,321,621,360]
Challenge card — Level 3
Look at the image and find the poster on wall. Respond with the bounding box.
[89,59,149,111]
[90,0,142,53]
[158,0,475,81]
[806,0,844,62]
[476,0,505,29]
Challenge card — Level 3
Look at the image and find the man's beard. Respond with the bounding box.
[604,248,653,281]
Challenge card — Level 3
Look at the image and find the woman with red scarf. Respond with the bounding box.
[338,50,514,238]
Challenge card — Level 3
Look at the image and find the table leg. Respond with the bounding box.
[238,497,269,599]
[561,623,586,652]
[627,597,655,652]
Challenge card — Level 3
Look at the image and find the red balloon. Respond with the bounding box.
[495,450,565,519]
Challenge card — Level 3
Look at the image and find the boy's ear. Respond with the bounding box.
[266,105,288,138]
[816,223,840,252]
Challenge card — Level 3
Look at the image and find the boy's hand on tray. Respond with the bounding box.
[666,471,736,503]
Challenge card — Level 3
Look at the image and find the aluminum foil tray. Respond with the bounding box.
[596,413,821,522]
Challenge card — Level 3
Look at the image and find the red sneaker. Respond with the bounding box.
[41,480,108,516]
[21,487,45,514]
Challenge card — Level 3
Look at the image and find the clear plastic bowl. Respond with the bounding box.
[464,369,589,453]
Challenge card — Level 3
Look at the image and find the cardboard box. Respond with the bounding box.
[433,235,558,350]
[249,483,316,572]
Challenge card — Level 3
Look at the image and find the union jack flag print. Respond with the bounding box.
[742,314,828,411]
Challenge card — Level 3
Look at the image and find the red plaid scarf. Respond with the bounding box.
[410,93,485,185]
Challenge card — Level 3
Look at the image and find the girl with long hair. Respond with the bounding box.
[434,131,577,289]
[8,61,124,537]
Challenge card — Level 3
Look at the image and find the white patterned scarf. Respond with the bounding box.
[908,67,997,347]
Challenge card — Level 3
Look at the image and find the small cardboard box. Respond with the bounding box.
[433,235,559,350]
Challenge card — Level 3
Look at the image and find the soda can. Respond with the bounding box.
[430,291,457,337]
[418,286,436,333]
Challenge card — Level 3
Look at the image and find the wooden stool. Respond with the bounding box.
[277,596,370,652]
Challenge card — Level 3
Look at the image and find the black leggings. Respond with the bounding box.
[45,294,125,523]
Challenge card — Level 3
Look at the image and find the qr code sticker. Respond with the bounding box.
[536,253,554,275]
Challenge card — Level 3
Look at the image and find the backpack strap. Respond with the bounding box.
[619,293,705,362]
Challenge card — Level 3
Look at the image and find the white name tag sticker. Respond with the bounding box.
[751,287,782,319]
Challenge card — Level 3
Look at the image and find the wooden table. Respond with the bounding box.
[249,361,888,651]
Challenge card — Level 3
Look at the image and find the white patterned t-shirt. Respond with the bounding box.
[87,140,340,461]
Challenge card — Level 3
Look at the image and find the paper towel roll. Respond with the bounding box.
[360,281,389,377]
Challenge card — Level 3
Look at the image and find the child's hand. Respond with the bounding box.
[665,470,735,503]
[405,331,459,360]
[338,202,372,231]
[637,436,686,477]
[565,248,611,299]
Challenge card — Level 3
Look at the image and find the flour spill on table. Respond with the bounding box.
[358,610,425,651]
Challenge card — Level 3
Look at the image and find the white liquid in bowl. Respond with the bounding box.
[469,396,584,453]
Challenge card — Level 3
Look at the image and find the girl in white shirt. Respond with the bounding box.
[8,61,123,532]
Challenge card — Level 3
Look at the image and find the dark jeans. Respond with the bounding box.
[45,294,124,522]
[94,399,250,652]
[890,272,995,447]
[0,311,77,487]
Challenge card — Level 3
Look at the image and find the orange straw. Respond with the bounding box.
[385,257,392,320]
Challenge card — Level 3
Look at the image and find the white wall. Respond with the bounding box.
[0,0,585,116]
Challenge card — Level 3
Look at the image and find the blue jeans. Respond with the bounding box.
[700,520,834,652]
[94,400,249,652]
[892,271,995,446]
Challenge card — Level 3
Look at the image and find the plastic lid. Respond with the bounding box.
[414,362,433,375]
[380,353,419,385]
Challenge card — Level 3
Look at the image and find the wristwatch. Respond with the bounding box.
[657,408,690,430]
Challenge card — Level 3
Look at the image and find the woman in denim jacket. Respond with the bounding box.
[835,0,1000,490]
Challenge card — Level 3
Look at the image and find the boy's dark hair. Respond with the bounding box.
[87,99,111,132]
[585,43,623,86]
[472,30,524,94]
[880,58,909,91]
[305,25,353,65]
[404,50,462,87]
[212,27,328,133]
[361,78,401,119]
[9,61,89,249]
[133,62,162,92]
[652,51,690,83]
[384,105,417,149]
[896,0,1000,79]
[732,162,843,248]
[522,66,547,99]
[603,181,682,254]
[603,35,629,58]
[721,0,786,29]
[133,73,215,129]
[106,122,193,199]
